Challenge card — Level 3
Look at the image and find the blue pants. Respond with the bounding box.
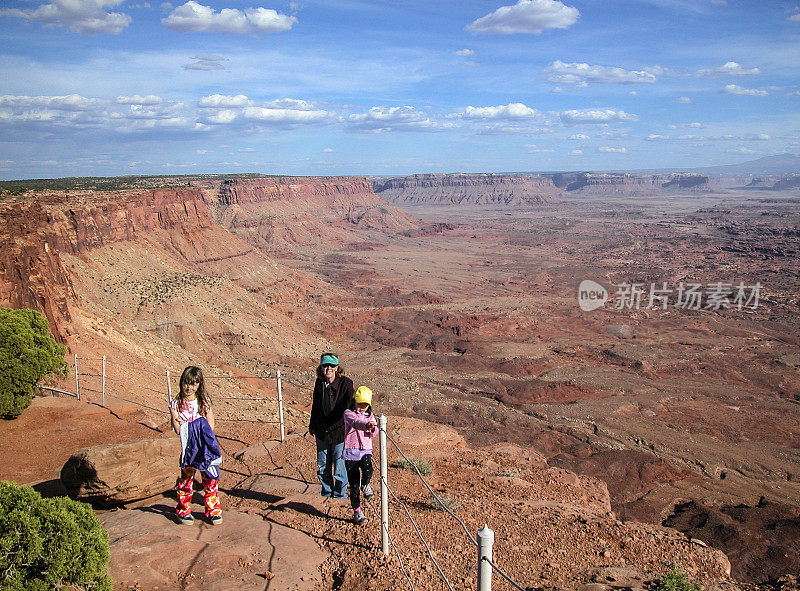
[316,438,347,498]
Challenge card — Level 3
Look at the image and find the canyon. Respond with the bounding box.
[1,172,799,590]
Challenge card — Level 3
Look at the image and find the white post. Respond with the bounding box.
[276,370,285,442]
[166,369,172,405]
[379,414,389,557]
[477,524,494,591]
[74,354,80,401]
[101,356,106,407]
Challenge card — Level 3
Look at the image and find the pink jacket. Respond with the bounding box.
[343,409,376,452]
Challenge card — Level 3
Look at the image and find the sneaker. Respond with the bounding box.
[178,514,194,525]
[361,483,374,498]
[210,515,223,525]
[353,509,367,524]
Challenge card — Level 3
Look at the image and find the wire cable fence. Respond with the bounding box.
[384,431,478,548]
[383,477,455,591]
[49,356,525,590]
[376,419,529,591]
[47,354,292,437]
[361,488,415,591]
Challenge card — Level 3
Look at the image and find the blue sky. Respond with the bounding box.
[1,0,799,180]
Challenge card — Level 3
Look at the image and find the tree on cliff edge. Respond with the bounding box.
[0,307,66,419]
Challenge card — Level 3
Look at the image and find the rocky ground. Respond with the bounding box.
[3,181,799,589]
[5,395,735,591]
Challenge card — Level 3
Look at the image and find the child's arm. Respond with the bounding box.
[204,405,215,431]
[169,406,181,435]
[344,409,374,430]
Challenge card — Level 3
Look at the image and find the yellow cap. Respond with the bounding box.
[354,386,373,406]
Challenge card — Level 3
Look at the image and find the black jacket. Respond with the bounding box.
[309,375,354,444]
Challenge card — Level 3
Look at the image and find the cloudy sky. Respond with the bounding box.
[1,0,799,179]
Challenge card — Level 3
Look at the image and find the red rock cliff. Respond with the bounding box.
[0,188,214,341]
[203,176,419,250]
[372,173,560,205]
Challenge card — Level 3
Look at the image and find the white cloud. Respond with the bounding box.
[462,103,540,119]
[560,109,639,124]
[722,84,768,96]
[790,13,800,22]
[198,94,250,108]
[646,134,668,141]
[323,148,334,153]
[569,133,589,140]
[546,61,657,85]
[266,98,317,110]
[243,106,329,124]
[569,149,583,155]
[730,146,757,154]
[688,122,703,128]
[200,109,238,124]
[185,55,227,70]
[454,49,474,56]
[599,146,627,152]
[116,94,163,105]
[676,96,692,103]
[525,144,555,153]
[0,0,132,34]
[184,60,225,70]
[466,0,579,35]
[347,106,446,132]
[695,61,761,77]
[162,1,296,34]
[0,94,102,111]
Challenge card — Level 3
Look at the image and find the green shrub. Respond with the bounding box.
[0,307,66,418]
[390,457,432,476]
[655,566,701,591]
[425,492,459,512]
[0,481,111,590]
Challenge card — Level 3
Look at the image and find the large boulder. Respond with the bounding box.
[61,437,178,504]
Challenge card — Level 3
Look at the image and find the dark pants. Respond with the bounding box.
[345,455,373,509]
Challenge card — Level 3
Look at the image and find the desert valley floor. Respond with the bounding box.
[2,179,799,590]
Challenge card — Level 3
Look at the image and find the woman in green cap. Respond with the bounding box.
[308,353,354,498]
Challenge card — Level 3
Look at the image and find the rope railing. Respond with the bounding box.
[379,420,529,591]
[105,358,170,376]
[481,556,527,591]
[383,478,455,591]
[53,357,527,591]
[362,497,415,591]
[57,355,288,441]
[384,431,478,548]
[281,376,313,391]
[103,392,168,415]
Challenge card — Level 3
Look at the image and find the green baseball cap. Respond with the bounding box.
[319,354,339,366]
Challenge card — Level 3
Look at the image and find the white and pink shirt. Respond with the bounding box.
[170,397,201,423]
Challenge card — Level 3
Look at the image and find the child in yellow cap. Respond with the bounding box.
[343,386,377,524]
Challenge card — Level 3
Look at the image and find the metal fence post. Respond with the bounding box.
[166,369,172,405]
[74,354,80,401]
[477,524,494,591]
[277,370,285,442]
[379,414,389,557]
[101,356,106,407]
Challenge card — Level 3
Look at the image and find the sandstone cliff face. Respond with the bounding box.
[372,173,560,205]
[552,172,717,195]
[204,176,419,251]
[0,198,75,340]
[0,189,224,341]
[372,172,718,205]
[0,178,417,343]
